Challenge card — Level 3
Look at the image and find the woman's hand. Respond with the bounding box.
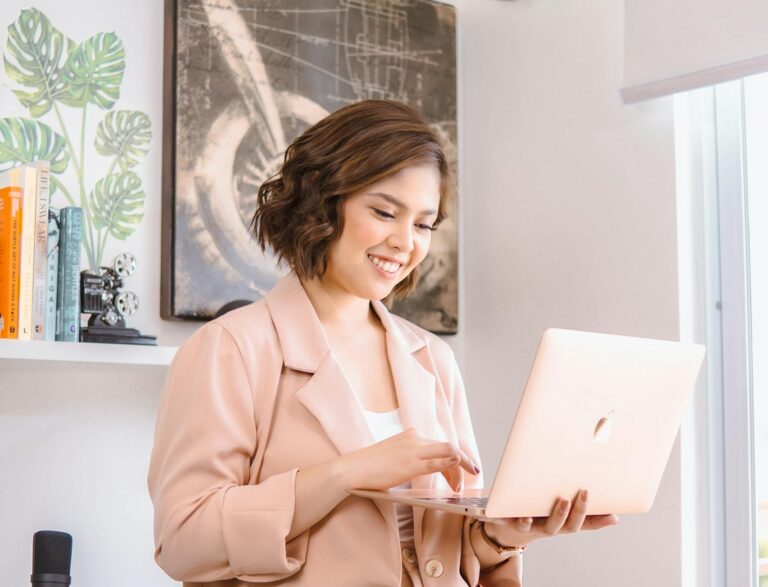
[481,490,619,550]
[337,427,478,492]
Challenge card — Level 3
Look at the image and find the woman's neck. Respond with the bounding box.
[301,276,379,332]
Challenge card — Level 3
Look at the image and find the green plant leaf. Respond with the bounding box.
[0,117,70,173]
[90,171,144,240]
[95,110,151,170]
[3,8,71,117]
[60,32,125,109]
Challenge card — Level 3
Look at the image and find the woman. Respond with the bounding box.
[148,100,618,587]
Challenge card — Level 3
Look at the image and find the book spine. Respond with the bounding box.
[56,207,82,342]
[0,182,23,338]
[44,207,60,341]
[16,166,38,340]
[31,161,50,340]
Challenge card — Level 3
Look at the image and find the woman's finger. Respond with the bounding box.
[541,497,571,535]
[441,466,464,493]
[453,446,481,476]
[562,489,588,533]
[510,516,533,532]
[422,455,460,475]
[418,442,479,476]
[582,514,619,530]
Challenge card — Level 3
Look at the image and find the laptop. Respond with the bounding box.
[349,328,706,519]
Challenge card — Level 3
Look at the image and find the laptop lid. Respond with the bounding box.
[484,328,705,518]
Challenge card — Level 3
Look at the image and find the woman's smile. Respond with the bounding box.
[321,163,440,301]
[367,254,404,277]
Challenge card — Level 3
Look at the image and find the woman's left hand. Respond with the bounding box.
[482,489,619,549]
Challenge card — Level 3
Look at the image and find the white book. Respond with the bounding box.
[10,166,39,340]
[44,208,60,342]
[32,161,51,340]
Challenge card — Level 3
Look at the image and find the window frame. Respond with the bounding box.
[676,80,756,587]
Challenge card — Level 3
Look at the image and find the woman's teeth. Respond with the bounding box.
[368,255,402,274]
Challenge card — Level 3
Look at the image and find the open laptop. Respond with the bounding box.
[349,328,706,519]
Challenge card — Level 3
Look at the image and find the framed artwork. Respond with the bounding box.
[161,0,458,332]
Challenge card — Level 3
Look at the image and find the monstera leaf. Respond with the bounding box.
[0,117,70,173]
[3,8,73,118]
[90,171,144,240]
[95,110,151,170]
[60,32,125,109]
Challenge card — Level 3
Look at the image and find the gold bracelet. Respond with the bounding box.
[477,521,527,555]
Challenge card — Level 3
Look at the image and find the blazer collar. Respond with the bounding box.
[264,273,425,373]
[265,273,439,540]
[264,272,438,470]
[264,273,329,373]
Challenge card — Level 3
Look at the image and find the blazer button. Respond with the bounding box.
[402,547,417,564]
[425,559,444,578]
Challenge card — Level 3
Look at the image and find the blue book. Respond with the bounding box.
[55,207,82,342]
[44,207,60,341]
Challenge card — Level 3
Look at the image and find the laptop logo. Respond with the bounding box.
[593,411,615,443]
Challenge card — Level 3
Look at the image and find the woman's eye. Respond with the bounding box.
[372,208,436,232]
[373,208,395,219]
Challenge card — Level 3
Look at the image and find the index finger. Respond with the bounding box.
[451,445,480,476]
[419,441,480,475]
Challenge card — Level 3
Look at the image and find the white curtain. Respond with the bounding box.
[622,0,768,103]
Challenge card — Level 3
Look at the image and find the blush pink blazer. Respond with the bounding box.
[148,273,523,586]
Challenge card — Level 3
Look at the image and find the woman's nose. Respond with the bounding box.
[387,222,415,252]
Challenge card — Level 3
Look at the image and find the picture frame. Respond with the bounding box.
[161,0,459,333]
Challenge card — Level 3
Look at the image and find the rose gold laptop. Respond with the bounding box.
[350,328,705,519]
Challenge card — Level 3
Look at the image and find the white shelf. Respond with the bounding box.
[0,339,178,366]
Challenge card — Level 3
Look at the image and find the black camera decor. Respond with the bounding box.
[79,252,157,345]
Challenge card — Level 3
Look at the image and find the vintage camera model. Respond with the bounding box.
[79,252,156,345]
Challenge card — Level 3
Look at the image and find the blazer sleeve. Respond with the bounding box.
[147,322,308,583]
[432,342,524,587]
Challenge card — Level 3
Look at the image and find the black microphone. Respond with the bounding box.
[31,531,72,587]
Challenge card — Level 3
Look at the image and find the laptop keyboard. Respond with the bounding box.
[420,496,489,508]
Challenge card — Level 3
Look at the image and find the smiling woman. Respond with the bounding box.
[251,100,451,302]
[148,100,615,587]
[316,166,442,303]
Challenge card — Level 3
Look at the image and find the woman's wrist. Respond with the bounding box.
[479,521,527,555]
[481,521,527,554]
[330,455,357,492]
[470,520,520,570]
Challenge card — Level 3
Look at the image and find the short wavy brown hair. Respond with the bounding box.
[251,99,451,300]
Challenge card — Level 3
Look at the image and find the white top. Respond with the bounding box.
[361,408,415,544]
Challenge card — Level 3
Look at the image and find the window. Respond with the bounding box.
[744,74,768,587]
[677,73,767,587]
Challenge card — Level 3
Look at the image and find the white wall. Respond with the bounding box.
[0,0,681,585]
[453,1,680,586]
[0,1,194,584]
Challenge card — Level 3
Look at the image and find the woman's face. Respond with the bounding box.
[324,163,441,301]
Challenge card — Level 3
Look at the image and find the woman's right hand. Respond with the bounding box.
[336,427,479,493]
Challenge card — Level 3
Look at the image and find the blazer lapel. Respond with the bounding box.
[265,275,444,543]
[372,300,438,478]
[266,275,398,531]
[372,302,440,547]
[265,273,374,456]
[293,352,374,455]
[383,333,438,489]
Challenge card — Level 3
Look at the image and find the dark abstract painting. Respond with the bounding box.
[162,0,458,332]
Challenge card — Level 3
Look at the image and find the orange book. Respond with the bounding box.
[0,180,23,338]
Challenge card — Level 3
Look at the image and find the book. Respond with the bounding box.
[56,206,82,342]
[11,165,39,340]
[0,174,23,338]
[32,161,51,340]
[44,207,60,342]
